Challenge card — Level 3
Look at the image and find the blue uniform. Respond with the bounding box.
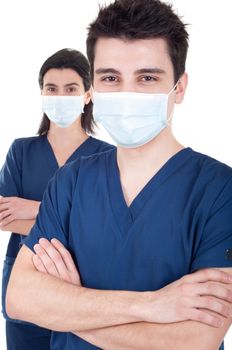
[23,147,232,350]
[0,135,114,350]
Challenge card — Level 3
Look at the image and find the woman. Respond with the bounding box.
[0,48,114,350]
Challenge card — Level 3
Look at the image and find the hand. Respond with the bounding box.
[33,238,81,286]
[33,241,232,328]
[0,196,40,226]
[145,269,232,327]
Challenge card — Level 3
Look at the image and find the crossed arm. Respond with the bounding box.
[6,239,232,350]
[0,219,35,235]
[0,196,38,235]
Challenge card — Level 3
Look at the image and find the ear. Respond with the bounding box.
[175,73,188,104]
[84,86,93,105]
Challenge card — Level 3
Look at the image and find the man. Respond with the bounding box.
[6,1,232,349]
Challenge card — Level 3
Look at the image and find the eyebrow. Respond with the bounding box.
[95,67,166,75]
[95,68,120,75]
[64,83,80,87]
[44,83,80,87]
[44,83,57,87]
[135,68,166,75]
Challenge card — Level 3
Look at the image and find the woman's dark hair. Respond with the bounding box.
[86,0,189,84]
[38,48,94,135]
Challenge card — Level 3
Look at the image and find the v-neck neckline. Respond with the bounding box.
[106,147,193,236]
[43,135,93,170]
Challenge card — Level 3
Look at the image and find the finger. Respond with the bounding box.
[0,213,15,226]
[188,307,226,328]
[193,296,232,318]
[0,209,12,222]
[51,238,81,285]
[0,203,11,212]
[32,254,47,273]
[195,282,232,303]
[34,243,59,278]
[38,238,71,282]
[51,239,78,272]
[182,269,232,284]
[0,197,11,204]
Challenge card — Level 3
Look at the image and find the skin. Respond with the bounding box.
[6,38,232,349]
[93,38,187,205]
[0,219,35,236]
[33,239,232,350]
[0,68,91,234]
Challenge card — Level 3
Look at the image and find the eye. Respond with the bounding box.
[140,75,158,82]
[101,76,119,83]
[66,86,78,93]
[47,87,56,92]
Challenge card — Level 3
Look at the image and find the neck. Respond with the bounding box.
[46,119,89,167]
[47,119,88,145]
[117,128,184,172]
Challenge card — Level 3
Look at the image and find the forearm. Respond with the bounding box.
[29,200,41,218]
[75,319,230,350]
[1,219,35,235]
[0,198,40,230]
[32,241,232,349]
[6,246,148,332]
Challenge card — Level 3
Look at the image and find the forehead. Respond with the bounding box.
[43,68,83,84]
[94,37,173,74]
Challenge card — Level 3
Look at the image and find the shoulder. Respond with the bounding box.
[69,147,114,170]
[12,136,44,148]
[56,148,114,184]
[89,137,115,153]
[9,136,44,154]
[189,149,232,183]
[188,149,232,208]
[50,149,115,205]
[79,146,115,168]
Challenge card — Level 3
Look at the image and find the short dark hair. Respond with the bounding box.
[87,0,189,83]
[38,48,94,135]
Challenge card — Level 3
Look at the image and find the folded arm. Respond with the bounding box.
[74,267,232,350]
[31,239,232,350]
[76,317,231,350]
[0,219,35,235]
[0,196,40,232]
[6,244,154,332]
[0,196,38,234]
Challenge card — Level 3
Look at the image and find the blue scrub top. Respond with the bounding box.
[24,147,232,350]
[0,135,114,321]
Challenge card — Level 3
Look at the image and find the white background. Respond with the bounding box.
[0,0,231,348]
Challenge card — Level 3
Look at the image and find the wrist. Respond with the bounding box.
[132,291,157,322]
[32,200,41,218]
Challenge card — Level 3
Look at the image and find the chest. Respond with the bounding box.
[68,171,206,292]
[120,169,160,206]
[48,142,83,167]
[19,139,85,199]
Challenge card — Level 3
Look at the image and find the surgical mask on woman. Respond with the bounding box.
[42,95,85,128]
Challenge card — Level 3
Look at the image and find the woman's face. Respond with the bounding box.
[42,68,91,104]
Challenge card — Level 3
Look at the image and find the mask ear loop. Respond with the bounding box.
[168,81,179,95]
[166,80,179,126]
[166,110,174,126]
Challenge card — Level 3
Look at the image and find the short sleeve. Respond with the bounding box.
[23,160,79,251]
[191,177,232,271]
[0,140,23,197]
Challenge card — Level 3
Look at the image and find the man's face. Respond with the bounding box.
[93,37,176,93]
[93,37,187,113]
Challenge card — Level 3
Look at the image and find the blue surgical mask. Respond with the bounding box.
[93,86,176,148]
[42,95,85,128]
